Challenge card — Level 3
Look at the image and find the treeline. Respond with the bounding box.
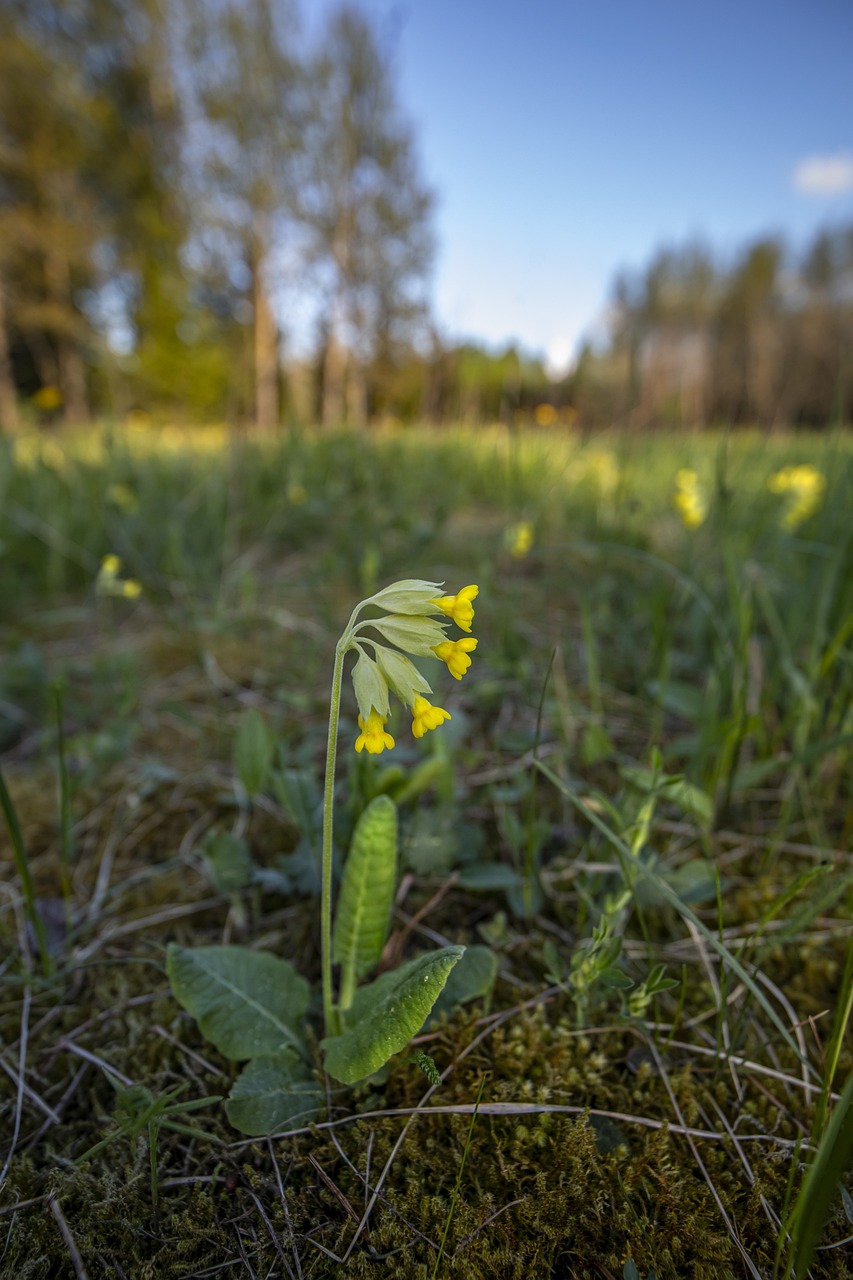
[1,0,457,428]
[565,226,853,430]
[4,3,851,431]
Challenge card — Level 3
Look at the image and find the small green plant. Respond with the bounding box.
[75,1070,222,1227]
[544,889,633,1026]
[168,579,491,1133]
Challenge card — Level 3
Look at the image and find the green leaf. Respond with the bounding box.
[409,1049,441,1087]
[225,1050,323,1136]
[333,796,398,1002]
[580,721,614,765]
[599,968,634,990]
[234,708,273,798]
[202,830,254,894]
[620,762,713,828]
[792,1071,853,1277]
[428,944,498,1024]
[167,944,310,1060]
[458,862,521,891]
[636,858,718,907]
[321,946,464,1084]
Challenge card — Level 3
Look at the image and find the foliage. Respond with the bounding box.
[0,421,851,1274]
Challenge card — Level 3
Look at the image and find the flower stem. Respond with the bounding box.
[321,639,346,1037]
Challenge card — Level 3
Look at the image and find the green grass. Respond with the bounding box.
[0,420,851,1277]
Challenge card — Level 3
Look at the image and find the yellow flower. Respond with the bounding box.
[507,521,534,559]
[768,464,825,530]
[355,710,395,754]
[432,636,478,680]
[411,696,451,739]
[432,584,478,632]
[534,403,557,427]
[674,469,707,528]
[32,385,63,411]
[97,554,142,599]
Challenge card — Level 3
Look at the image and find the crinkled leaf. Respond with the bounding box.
[225,1050,323,1136]
[322,946,464,1084]
[333,795,398,984]
[167,944,310,1060]
[428,944,498,1025]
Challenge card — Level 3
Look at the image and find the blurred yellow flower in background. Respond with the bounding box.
[767,464,825,530]
[586,449,620,500]
[674,468,707,528]
[32,385,63,412]
[506,520,534,558]
[534,403,557,427]
[97,554,142,600]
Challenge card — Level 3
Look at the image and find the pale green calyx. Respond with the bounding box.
[368,613,449,656]
[366,579,445,615]
[374,646,433,706]
[352,651,390,722]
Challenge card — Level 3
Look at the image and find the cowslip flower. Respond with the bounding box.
[355,711,395,754]
[674,469,707,529]
[411,696,451,739]
[344,578,479,751]
[432,584,478,632]
[433,636,478,680]
[768,464,825,530]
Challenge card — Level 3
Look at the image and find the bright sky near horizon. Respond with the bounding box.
[309,0,853,374]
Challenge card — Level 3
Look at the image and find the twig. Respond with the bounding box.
[266,1141,302,1280]
[243,1189,296,1280]
[48,1193,89,1279]
[0,984,31,1194]
[57,1039,134,1086]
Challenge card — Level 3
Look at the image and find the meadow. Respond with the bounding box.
[1,420,851,1279]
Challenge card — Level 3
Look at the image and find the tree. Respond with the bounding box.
[302,5,434,426]
[0,0,199,421]
[0,22,100,422]
[180,0,304,429]
[714,237,783,426]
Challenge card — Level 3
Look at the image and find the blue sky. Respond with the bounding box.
[308,0,853,372]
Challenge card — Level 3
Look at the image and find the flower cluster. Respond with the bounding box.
[346,580,479,754]
[767,464,825,531]
[96,554,142,600]
[673,468,707,528]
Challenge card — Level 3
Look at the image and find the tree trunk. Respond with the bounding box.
[346,359,367,426]
[322,312,346,426]
[0,277,19,431]
[58,338,89,425]
[252,247,279,431]
[45,245,89,424]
